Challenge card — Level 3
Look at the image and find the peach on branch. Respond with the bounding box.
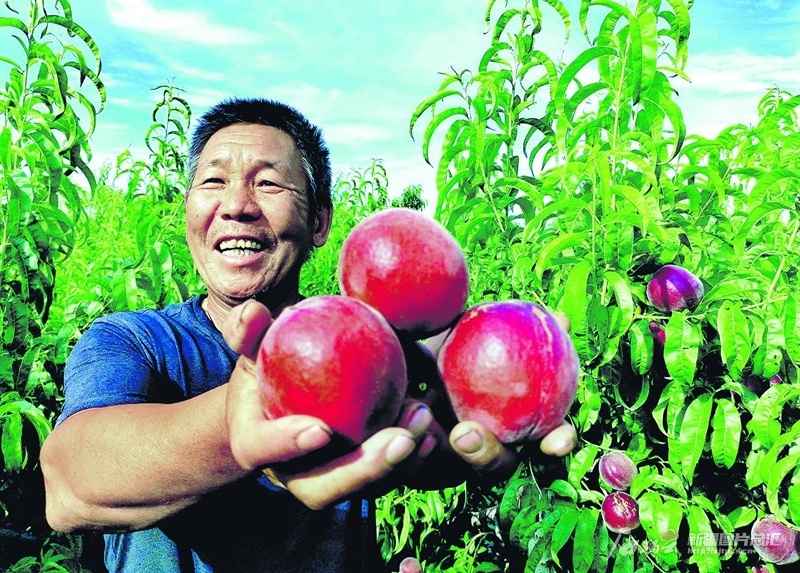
[751,515,800,565]
[601,492,640,534]
[646,264,704,312]
[598,451,639,491]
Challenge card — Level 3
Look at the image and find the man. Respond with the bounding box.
[40,97,576,572]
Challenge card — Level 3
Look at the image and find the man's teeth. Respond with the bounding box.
[218,239,263,253]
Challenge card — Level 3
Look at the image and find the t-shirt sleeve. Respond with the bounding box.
[56,314,163,425]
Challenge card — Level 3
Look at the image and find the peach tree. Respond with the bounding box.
[399,0,800,572]
[0,0,105,569]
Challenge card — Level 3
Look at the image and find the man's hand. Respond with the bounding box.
[222,299,577,509]
[397,338,577,490]
[222,299,432,510]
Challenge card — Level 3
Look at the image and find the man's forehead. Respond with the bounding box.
[198,124,302,167]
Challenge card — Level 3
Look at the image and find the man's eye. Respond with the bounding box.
[257,180,284,191]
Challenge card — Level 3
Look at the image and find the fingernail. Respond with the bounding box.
[400,404,433,438]
[386,435,416,465]
[296,425,332,451]
[454,429,483,454]
[417,433,437,458]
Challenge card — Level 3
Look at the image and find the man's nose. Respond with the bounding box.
[218,179,260,220]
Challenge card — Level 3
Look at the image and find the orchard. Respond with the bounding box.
[1,1,800,573]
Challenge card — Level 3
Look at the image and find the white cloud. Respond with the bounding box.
[104,0,262,47]
[677,48,800,136]
[107,97,140,108]
[170,63,226,83]
[323,123,392,146]
[685,50,800,95]
[183,87,233,112]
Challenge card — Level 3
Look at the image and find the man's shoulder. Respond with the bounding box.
[94,297,203,332]
[79,296,220,360]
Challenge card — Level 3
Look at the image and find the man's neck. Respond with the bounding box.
[202,283,302,332]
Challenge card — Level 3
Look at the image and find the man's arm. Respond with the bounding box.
[41,386,239,532]
[40,300,424,532]
[40,382,338,532]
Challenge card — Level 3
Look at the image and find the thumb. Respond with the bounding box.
[222,299,273,360]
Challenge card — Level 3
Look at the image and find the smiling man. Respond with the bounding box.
[40,98,576,572]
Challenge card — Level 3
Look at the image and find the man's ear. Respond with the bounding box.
[312,206,332,247]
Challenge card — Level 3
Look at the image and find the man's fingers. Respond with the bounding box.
[226,356,332,470]
[449,421,517,477]
[222,299,273,359]
[277,428,419,510]
[539,421,578,457]
[553,311,571,334]
[229,412,333,470]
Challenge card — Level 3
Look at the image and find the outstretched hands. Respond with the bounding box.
[222,299,576,510]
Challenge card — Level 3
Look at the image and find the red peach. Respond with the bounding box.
[437,300,579,444]
[338,208,469,339]
[257,295,408,446]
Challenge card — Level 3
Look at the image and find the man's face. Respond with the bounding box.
[186,123,330,308]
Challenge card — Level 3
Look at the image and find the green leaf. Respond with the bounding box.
[638,491,680,561]
[610,538,634,573]
[710,398,741,469]
[788,483,800,523]
[409,88,462,139]
[1,412,24,471]
[628,319,654,375]
[422,106,468,165]
[572,507,598,573]
[759,312,785,379]
[534,231,589,281]
[716,301,751,381]
[550,479,578,503]
[687,505,721,573]
[558,259,592,362]
[554,46,617,116]
[766,451,800,518]
[568,443,599,489]
[784,294,800,364]
[676,393,713,485]
[511,502,567,550]
[550,506,580,566]
[663,311,701,386]
[499,478,541,531]
[749,385,797,449]
[603,270,635,340]
[612,184,669,243]
[726,506,756,529]
[732,201,792,258]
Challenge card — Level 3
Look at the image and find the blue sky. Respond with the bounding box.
[72,0,800,202]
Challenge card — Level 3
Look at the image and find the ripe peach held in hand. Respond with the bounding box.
[338,208,469,339]
[437,300,579,444]
[256,295,408,446]
[646,264,704,312]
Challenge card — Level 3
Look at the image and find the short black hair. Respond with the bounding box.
[188,97,332,212]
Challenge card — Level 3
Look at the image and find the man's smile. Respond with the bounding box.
[217,238,266,257]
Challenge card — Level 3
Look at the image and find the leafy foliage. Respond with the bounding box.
[0,0,104,568]
[3,0,799,571]
[401,0,800,571]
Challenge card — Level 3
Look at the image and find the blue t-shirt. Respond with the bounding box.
[58,296,379,573]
